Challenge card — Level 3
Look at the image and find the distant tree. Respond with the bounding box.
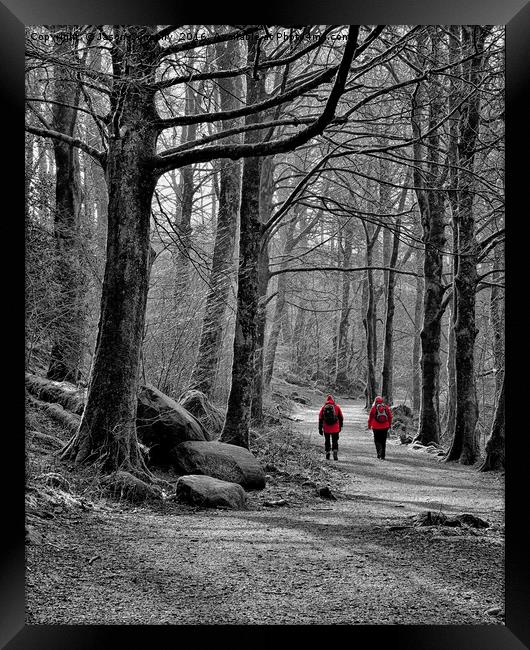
[45,26,84,383]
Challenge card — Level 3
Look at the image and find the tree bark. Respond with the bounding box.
[47,26,84,383]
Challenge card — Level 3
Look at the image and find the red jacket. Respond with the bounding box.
[319,396,343,434]
[368,397,393,430]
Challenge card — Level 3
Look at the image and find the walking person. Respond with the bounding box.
[318,394,343,460]
[368,395,392,460]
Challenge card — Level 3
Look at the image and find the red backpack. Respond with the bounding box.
[323,403,337,425]
[375,402,389,423]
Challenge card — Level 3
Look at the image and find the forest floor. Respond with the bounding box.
[26,393,505,625]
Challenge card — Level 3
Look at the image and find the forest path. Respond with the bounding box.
[26,400,505,625]
[292,399,504,523]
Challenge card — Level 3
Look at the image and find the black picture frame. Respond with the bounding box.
[6,1,528,647]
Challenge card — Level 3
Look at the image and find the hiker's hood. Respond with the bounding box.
[326,394,335,404]
[374,396,384,404]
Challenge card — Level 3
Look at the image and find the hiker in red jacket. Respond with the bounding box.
[318,394,344,460]
[368,396,393,460]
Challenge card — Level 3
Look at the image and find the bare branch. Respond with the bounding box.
[25,124,106,167]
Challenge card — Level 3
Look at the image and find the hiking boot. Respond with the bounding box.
[333,451,338,461]
[325,452,331,460]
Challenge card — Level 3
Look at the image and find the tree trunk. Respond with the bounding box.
[335,223,354,390]
[174,67,198,296]
[446,26,486,464]
[86,41,108,259]
[490,240,505,399]
[37,139,51,224]
[443,24,460,438]
[412,36,446,445]
[292,305,307,371]
[251,155,275,424]
[47,26,84,383]
[444,306,457,435]
[61,27,159,474]
[189,38,242,397]
[363,223,379,406]
[416,204,445,445]
[478,372,504,471]
[380,218,401,404]
[263,217,297,389]
[25,132,33,221]
[412,246,424,414]
[219,42,264,448]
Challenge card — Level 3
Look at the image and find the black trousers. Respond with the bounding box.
[373,429,389,459]
[324,432,339,452]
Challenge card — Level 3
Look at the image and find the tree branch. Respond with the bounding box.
[155,25,385,131]
[158,26,261,58]
[154,26,337,89]
[25,124,106,167]
[269,265,421,279]
[153,26,362,175]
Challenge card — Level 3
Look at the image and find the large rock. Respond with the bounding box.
[25,373,86,415]
[175,475,247,509]
[172,441,266,490]
[391,404,413,419]
[136,384,208,464]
